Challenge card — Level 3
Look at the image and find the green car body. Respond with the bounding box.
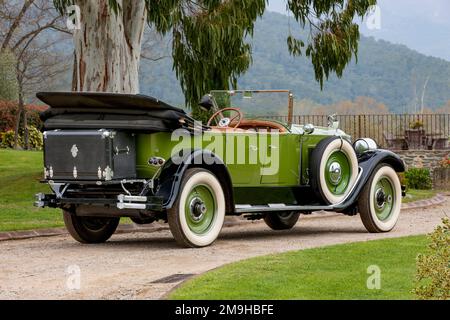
[135,125,349,205]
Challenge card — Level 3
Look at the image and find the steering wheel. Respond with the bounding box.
[207,107,243,128]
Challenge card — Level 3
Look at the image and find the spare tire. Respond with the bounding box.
[310,136,359,204]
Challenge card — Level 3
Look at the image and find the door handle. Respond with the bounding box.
[249,145,258,151]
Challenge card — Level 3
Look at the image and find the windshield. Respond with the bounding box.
[210,90,293,118]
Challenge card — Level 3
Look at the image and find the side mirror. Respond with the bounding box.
[198,94,215,112]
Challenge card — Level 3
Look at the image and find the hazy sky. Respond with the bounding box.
[267,0,450,61]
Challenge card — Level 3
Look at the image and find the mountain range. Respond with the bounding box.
[140,12,450,114]
[42,11,450,115]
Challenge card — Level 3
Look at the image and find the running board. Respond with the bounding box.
[235,167,363,214]
[235,204,334,213]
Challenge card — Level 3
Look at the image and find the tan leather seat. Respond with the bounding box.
[236,119,288,133]
[210,119,288,133]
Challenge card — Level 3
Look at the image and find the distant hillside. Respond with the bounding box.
[140,12,450,113]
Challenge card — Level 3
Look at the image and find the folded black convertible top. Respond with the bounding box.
[37,92,202,132]
[37,91,185,112]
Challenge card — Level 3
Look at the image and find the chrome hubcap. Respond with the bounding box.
[189,197,207,222]
[375,188,392,209]
[329,162,342,185]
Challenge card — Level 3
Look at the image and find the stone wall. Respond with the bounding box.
[394,150,448,172]
[433,168,450,189]
[394,150,449,189]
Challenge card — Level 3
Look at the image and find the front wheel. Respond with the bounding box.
[63,211,119,243]
[264,212,300,230]
[167,168,226,248]
[358,165,402,233]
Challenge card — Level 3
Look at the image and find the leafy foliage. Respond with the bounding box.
[413,218,450,300]
[405,168,432,190]
[0,126,43,150]
[0,130,21,148]
[26,126,43,150]
[0,100,19,131]
[286,0,376,88]
[53,0,375,111]
[0,50,18,101]
[439,154,450,168]
[0,101,46,132]
[147,0,266,113]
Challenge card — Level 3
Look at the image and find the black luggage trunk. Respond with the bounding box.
[43,129,136,181]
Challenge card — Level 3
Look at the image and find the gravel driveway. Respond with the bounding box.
[0,198,448,300]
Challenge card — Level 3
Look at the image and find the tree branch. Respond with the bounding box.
[1,0,35,50]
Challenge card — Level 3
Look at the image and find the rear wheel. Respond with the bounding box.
[63,210,119,243]
[167,168,226,248]
[310,137,359,204]
[358,165,401,233]
[264,212,300,230]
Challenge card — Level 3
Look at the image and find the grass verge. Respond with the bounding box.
[169,235,427,300]
[403,189,437,203]
[0,149,63,231]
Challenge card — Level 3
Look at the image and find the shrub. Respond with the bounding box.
[0,126,42,150]
[0,101,47,132]
[26,104,47,130]
[0,130,22,148]
[410,120,424,129]
[405,168,432,190]
[27,126,43,150]
[413,218,450,300]
[439,154,450,168]
[397,172,408,189]
[0,100,19,131]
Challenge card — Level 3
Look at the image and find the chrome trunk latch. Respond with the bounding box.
[103,166,113,180]
[70,144,78,158]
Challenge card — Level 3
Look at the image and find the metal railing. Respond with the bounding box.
[264,114,450,150]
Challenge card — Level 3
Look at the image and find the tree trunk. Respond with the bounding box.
[13,65,25,149]
[13,86,24,149]
[13,107,21,149]
[72,0,146,93]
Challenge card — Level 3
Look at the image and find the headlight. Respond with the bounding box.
[354,138,377,155]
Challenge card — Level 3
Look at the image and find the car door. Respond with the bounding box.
[224,131,264,186]
[260,132,301,186]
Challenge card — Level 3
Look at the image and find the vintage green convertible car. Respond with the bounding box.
[35,90,405,247]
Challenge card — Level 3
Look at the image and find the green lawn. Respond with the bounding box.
[169,235,427,300]
[0,149,63,231]
[403,189,437,203]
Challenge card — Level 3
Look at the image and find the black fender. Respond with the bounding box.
[334,149,405,212]
[155,149,235,214]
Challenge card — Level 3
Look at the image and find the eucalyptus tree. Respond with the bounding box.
[53,0,376,107]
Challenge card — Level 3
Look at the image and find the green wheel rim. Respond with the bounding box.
[184,184,216,235]
[373,176,395,221]
[324,151,351,195]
